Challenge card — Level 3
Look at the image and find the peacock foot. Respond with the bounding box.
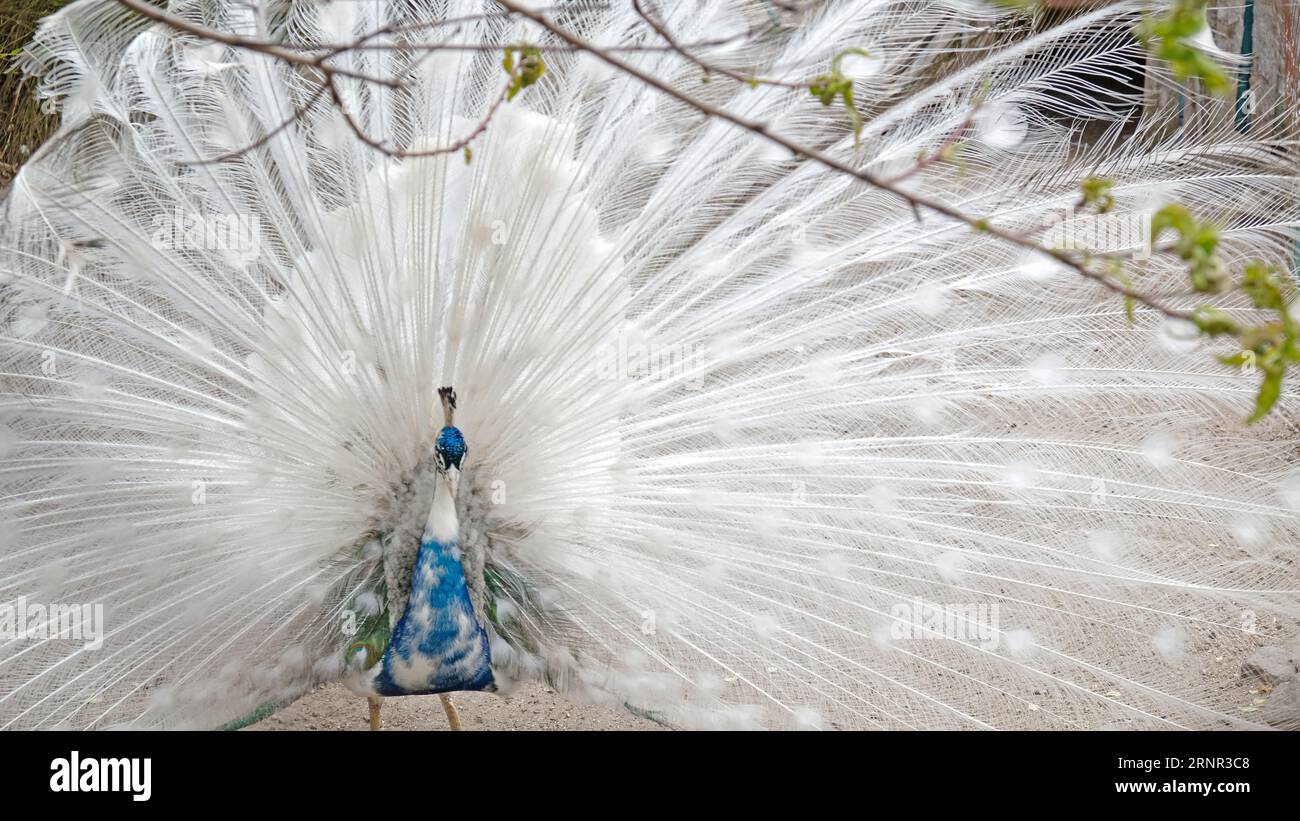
[439,694,462,731]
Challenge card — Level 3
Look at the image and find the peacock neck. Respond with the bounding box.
[423,476,459,546]
[415,481,463,595]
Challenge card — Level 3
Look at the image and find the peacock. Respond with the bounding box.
[1,0,1298,731]
[344,386,494,730]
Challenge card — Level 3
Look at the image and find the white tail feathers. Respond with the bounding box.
[0,0,1297,729]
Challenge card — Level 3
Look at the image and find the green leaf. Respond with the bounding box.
[1241,260,1287,310]
[808,74,847,106]
[1216,350,1252,369]
[1079,176,1115,214]
[829,47,873,76]
[503,45,546,101]
[1137,0,1232,96]
[1190,305,1239,336]
[1247,365,1283,423]
[808,49,872,147]
[1150,203,1227,292]
[1114,269,1137,323]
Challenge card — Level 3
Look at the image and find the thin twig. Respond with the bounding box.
[114,0,400,88]
[309,39,746,54]
[632,0,809,89]
[116,0,520,161]
[884,105,979,185]
[181,82,328,166]
[327,69,515,159]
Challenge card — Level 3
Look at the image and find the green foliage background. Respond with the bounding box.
[0,0,71,186]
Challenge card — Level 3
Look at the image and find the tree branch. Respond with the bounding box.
[112,0,1196,321]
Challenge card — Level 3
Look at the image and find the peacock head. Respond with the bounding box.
[435,386,467,498]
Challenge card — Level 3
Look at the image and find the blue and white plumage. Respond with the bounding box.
[1,0,1298,730]
[347,389,494,700]
[361,525,494,697]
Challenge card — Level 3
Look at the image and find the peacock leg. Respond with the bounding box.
[367,696,382,731]
[438,694,462,730]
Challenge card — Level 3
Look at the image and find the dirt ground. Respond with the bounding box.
[248,681,660,731]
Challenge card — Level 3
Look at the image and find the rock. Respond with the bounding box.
[1261,680,1300,731]
[1241,646,1298,685]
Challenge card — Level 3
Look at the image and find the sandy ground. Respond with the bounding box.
[248,681,660,731]
[245,646,1291,730]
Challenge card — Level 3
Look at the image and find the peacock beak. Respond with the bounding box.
[443,465,461,499]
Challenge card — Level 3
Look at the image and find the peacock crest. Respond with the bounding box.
[434,387,467,471]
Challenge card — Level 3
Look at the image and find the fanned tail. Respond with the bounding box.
[1,0,1297,729]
